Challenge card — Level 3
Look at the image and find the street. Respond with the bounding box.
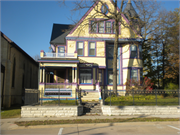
[1,121,180,135]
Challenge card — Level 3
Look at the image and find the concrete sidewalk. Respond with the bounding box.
[1,115,180,130]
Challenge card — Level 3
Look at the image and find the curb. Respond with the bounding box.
[12,121,180,130]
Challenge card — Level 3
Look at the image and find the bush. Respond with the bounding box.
[165,83,179,90]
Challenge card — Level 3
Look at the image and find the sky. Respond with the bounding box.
[1,0,179,59]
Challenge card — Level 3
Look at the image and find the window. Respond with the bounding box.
[80,69,92,84]
[98,22,104,33]
[99,70,102,84]
[131,69,138,81]
[12,58,16,87]
[89,42,96,56]
[106,22,111,33]
[101,4,108,14]
[77,42,83,56]
[108,70,119,85]
[91,21,97,33]
[139,45,142,59]
[107,46,114,58]
[58,46,65,53]
[140,69,143,82]
[130,45,137,58]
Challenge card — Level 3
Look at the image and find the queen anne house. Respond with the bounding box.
[38,0,143,102]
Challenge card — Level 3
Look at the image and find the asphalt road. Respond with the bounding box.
[1,121,180,135]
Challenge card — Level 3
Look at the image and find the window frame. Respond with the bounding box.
[105,21,111,33]
[130,44,137,58]
[131,69,138,81]
[90,21,97,33]
[139,45,142,59]
[79,68,93,84]
[88,42,96,56]
[98,21,104,33]
[76,41,84,56]
[101,4,108,14]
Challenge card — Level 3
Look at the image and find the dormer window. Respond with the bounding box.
[101,4,108,14]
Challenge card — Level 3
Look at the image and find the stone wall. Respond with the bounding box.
[101,106,180,116]
[21,105,83,117]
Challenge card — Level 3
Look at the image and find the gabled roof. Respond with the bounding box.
[50,24,73,45]
[123,0,139,20]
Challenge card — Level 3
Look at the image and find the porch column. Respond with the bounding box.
[40,68,42,83]
[72,67,74,83]
[43,68,45,83]
[75,67,77,83]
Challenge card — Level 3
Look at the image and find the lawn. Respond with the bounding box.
[105,95,179,106]
[1,107,21,119]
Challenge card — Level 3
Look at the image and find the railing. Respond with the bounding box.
[43,53,76,58]
[102,89,180,106]
[45,83,72,89]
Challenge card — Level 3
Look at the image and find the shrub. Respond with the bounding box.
[165,83,178,90]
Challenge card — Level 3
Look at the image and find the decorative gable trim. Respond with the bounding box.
[69,1,99,35]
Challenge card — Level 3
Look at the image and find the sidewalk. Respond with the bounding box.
[1,115,180,130]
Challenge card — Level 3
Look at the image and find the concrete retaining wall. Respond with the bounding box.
[21,105,83,118]
[101,106,180,116]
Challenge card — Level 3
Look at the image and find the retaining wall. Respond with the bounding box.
[101,106,180,116]
[21,105,83,118]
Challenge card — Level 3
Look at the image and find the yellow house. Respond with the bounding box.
[38,0,143,101]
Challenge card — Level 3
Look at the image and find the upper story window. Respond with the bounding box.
[91,21,97,33]
[98,22,104,33]
[130,45,137,58]
[139,45,142,59]
[101,4,108,14]
[77,42,83,56]
[107,46,114,58]
[89,42,96,56]
[106,22,111,33]
[58,46,65,53]
[90,20,119,34]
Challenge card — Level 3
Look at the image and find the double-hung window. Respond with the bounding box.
[131,69,138,81]
[98,22,104,33]
[130,45,137,58]
[80,69,92,84]
[58,46,65,57]
[89,42,96,56]
[91,21,97,33]
[139,45,142,59]
[77,42,83,56]
[106,22,111,33]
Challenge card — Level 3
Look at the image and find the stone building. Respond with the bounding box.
[1,32,39,108]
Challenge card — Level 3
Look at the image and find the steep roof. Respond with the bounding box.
[123,0,138,20]
[50,24,73,45]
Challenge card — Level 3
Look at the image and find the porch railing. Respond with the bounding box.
[45,83,72,89]
[43,53,76,58]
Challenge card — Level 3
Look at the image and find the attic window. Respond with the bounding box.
[101,4,108,14]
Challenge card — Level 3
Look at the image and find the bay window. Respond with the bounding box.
[131,69,138,81]
[130,45,137,58]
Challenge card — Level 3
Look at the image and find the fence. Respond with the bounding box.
[25,89,40,105]
[102,89,180,106]
[38,88,81,106]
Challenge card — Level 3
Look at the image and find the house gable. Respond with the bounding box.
[67,0,141,39]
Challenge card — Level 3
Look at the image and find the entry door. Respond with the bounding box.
[57,70,65,83]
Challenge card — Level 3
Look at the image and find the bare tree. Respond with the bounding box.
[33,54,40,61]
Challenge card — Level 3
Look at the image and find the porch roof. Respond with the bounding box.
[38,59,79,63]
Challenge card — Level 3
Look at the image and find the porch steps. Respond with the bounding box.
[81,91,99,101]
[82,102,102,116]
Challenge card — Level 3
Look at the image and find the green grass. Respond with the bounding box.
[105,95,179,106]
[43,100,78,106]
[15,118,179,126]
[1,107,21,119]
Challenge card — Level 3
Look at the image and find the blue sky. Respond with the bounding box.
[1,0,179,59]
